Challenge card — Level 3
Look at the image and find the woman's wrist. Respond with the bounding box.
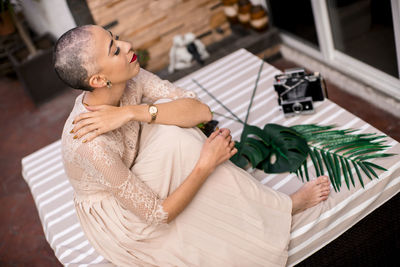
[194,160,215,178]
[126,105,151,123]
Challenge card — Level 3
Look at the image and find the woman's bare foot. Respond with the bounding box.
[290,175,331,215]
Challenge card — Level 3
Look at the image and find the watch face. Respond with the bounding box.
[149,106,158,114]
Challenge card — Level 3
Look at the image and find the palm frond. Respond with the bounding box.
[291,124,395,191]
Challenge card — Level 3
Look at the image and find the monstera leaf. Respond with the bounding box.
[231,124,309,173]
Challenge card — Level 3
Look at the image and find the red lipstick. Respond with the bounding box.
[130,54,137,63]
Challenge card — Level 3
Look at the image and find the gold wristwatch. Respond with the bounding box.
[148,104,158,124]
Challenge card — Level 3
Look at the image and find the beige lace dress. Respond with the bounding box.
[61,68,293,267]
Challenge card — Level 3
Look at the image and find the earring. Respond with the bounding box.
[106,80,112,88]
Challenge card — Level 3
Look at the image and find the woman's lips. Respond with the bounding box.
[130,54,137,63]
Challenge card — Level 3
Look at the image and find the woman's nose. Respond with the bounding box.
[118,40,132,53]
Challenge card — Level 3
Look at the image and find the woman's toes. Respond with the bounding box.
[315,175,328,185]
[321,191,330,198]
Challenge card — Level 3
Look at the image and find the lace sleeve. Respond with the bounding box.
[138,68,197,103]
[76,139,168,226]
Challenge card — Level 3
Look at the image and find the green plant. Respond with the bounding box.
[193,59,395,192]
[0,0,37,55]
[136,49,150,67]
[0,0,12,13]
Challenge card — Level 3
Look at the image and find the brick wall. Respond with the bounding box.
[85,0,231,71]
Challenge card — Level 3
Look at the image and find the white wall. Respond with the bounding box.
[19,0,76,39]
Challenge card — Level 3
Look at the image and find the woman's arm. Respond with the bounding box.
[126,98,212,127]
[72,98,212,142]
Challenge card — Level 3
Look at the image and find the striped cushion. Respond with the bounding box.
[22,49,400,266]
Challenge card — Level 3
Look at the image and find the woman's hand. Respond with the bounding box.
[71,105,132,142]
[197,128,237,172]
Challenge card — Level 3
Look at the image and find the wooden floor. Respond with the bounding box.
[0,50,399,265]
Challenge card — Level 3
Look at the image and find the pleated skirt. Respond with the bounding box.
[75,124,293,267]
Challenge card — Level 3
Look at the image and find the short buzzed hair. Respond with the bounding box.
[53,25,96,91]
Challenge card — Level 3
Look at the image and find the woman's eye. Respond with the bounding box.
[114,47,120,55]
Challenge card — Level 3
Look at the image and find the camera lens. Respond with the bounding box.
[292,102,303,113]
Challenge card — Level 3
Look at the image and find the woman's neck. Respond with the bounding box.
[83,82,126,107]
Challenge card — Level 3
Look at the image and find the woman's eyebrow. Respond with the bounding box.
[108,30,114,55]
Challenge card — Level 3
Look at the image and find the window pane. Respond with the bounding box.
[268,0,320,49]
[327,0,398,77]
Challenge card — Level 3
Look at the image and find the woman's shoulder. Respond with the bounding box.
[62,129,122,169]
[61,94,121,159]
[61,93,85,140]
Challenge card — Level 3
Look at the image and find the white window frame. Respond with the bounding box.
[277,0,400,100]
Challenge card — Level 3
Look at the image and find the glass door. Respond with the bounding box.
[267,0,320,50]
[327,0,398,78]
[267,0,400,99]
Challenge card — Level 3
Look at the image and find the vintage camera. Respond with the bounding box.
[274,68,327,117]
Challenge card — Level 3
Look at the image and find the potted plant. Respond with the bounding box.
[0,0,15,35]
[136,48,150,68]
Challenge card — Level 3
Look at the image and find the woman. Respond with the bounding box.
[55,25,330,267]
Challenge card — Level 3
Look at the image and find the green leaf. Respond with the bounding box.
[345,158,355,187]
[357,162,373,180]
[309,149,320,177]
[321,150,337,192]
[233,124,310,174]
[298,165,304,182]
[352,161,364,188]
[334,141,383,154]
[326,152,337,184]
[333,154,342,188]
[342,145,388,156]
[230,142,248,168]
[363,161,387,171]
[349,148,387,158]
[362,162,379,179]
[354,153,396,161]
[245,138,271,161]
[241,144,263,167]
[303,160,310,182]
[260,124,309,173]
[340,157,350,190]
[314,148,325,176]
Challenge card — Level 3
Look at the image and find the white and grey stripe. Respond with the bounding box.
[21,49,400,266]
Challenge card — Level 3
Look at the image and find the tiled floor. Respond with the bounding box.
[0,53,399,266]
[0,77,79,266]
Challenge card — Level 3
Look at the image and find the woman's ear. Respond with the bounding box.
[88,74,108,88]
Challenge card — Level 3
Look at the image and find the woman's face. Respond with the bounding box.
[89,25,140,86]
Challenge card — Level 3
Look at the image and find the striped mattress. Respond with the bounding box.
[22,49,400,266]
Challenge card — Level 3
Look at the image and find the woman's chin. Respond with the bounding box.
[129,63,141,78]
